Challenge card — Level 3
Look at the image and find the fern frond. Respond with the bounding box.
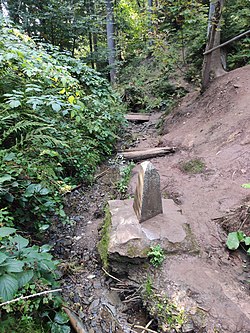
[1,120,54,146]
[28,134,68,147]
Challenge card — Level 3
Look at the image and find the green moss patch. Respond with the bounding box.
[180,159,205,174]
[97,207,112,269]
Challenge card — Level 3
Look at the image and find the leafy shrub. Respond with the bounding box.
[0,17,125,230]
[226,231,250,254]
[147,244,165,267]
[223,0,250,69]
[118,58,184,113]
[0,227,70,332]
[0,227,59,301]
[116,161,135,197]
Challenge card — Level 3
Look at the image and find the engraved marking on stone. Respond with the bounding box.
[133,161,163,223]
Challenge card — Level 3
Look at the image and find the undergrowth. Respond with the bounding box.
[0,17,125,231]
[0,17,124,330]
[142,279,185,332]
[116,161,135,198]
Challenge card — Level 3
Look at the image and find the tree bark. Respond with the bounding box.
[148,0,153,46]
[202,0,226,91]
[119,147,175,161]
[106,0,116,84]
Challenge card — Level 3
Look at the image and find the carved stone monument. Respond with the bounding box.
[133,161,163,222]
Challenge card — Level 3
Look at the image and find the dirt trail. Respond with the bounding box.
[51,65,250,333]
[128,65,250,332]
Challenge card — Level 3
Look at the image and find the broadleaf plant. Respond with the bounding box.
[226,231,250,254]
[0,227,59,301]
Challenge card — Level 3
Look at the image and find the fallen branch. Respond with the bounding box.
[0,289,62,307]
[203,29,250,55]
[63,306,88,333]
[125,114,150,122]
[119,147,175,161]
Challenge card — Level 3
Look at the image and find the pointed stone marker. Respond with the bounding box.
[133,161,163,223]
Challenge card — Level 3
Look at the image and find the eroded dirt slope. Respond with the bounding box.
[128,65,250,332]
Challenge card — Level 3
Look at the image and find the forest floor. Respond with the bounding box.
[49,65,250,333]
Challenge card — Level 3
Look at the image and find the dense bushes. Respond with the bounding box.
[0,17,125,231]
[0,18,124,328]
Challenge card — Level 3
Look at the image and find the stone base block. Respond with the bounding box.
[108,199,199,263]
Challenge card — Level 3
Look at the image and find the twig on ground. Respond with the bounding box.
[238,215,249,231]
[0,289,62,307]
[125,286,142,300]
[197,305,210,312]
[142,319,154,333]
[102,267,123,283]
[94,168,111,181]
[122,296,141,303]
[129,324,158,333]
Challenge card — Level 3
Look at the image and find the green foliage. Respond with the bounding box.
[144,276,153,297]
[180,159,205,174]
[241,183,250,189]
[0,227,59,301]
[226,231,250,254]
[97,207,112,269]
[0,18,124,230]
[118,58,185,113]
[152,0,208,81]
[223,0,250,69]
[147,244,165,267]
[143,287,185,331]
[115,0,148,59]
[0,227,70,332]
[0,316,47,333]
[116,161,135,197]
[0,208,14,227]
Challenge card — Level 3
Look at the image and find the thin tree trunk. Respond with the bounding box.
[72,37,76,57]
[89,32,95,69]
[93,33,98,70]
[148,0,153,46]
[202,0,226,91]
[106,0,116,83]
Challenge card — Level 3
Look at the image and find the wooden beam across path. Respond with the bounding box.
[119,146,175,161]
[125,113,150,122]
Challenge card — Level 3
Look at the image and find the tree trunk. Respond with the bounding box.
[202,0,226,91]
[89,32,95,69]
[148,0,153,46]
[106,0,116,84]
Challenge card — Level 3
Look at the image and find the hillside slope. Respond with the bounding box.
[128,65,250,332]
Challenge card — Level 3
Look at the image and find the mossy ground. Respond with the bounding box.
[97,207,111,269]
[142,280,186,332]
[180,158,205,174]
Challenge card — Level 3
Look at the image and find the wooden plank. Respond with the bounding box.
[119,147,175,161]
[125,113,150,122]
